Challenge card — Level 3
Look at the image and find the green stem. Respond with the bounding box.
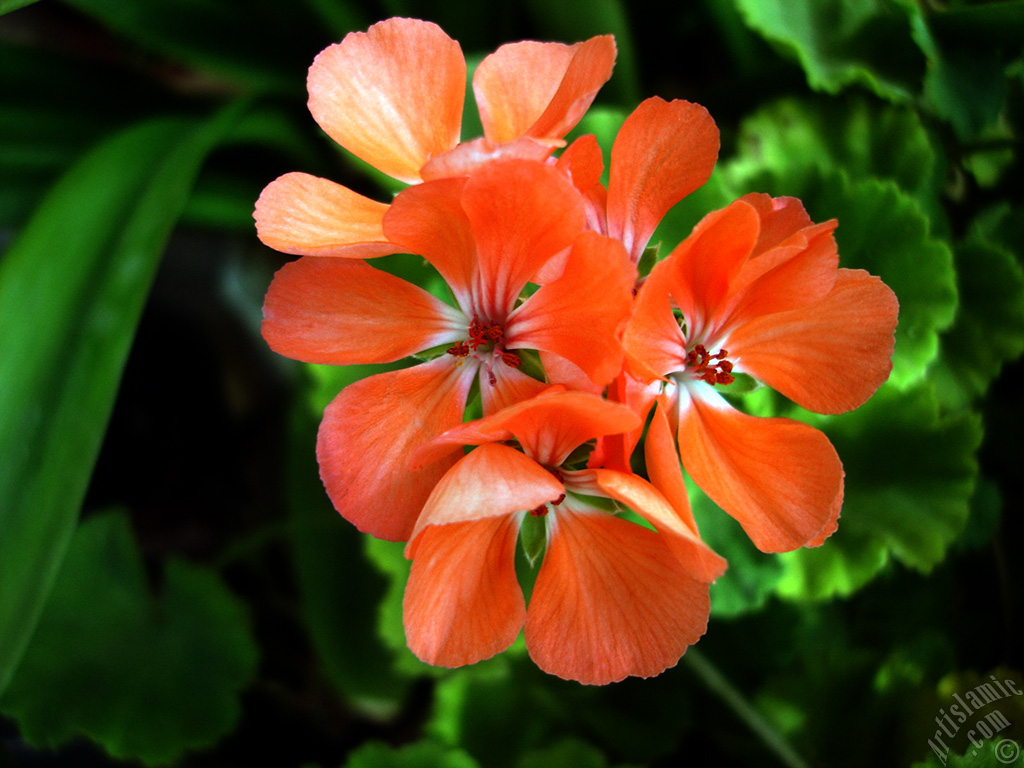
[684,647,811,768]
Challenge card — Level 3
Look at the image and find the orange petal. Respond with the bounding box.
[591,370,656,472]
[728,269,899,414]
[461,161,585,319]
[384,176,476,307]
[506,231,634,386]
[623,257,688,378]
[404,515,525,668]
[606,98,720,261]
[317,358,475,541]
[555,134,605,193]
[677,387,845,553]
[307,18,464,184]
[526,508,710,685]
[420,136,554,181]
[254,173,400,258]
[643,396,697,532]
[474,36,616,144]
[262,257,465,365]
[736,193,814,254]
[589,468,727,583]
[662,199,760,332]
[410,443,564,540]
[480,360,550,416]
[539,352,603,395]
[718,219,839,330]
[415,390,639,471]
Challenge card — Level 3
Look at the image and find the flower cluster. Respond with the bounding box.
[256,18,899,685]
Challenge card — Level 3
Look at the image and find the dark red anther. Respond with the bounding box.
[529,504,549,517]
[446,341,470,357]
[551,493,565,506]
[500,351,521,368]
[688,344,735,386]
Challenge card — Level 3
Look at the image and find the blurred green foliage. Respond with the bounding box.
[0,0,1021,766]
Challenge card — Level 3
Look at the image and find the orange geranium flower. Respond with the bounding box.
[261,161,634,541]
[624,193,899,553]
[254,17,616,260]
[405,389,725,685]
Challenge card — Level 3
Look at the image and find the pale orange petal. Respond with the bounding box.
[317,358,475,541]
[462,161,584,319]
[254,173,400,258]
[606,98,720,261]
[677,387,844,553]
[404,516,525,668]
[589,468,727,583]
[729,269,898,414]
[410,443,564,540]
[526,508,710,685]
[307,18,464,184]
[506,231,634,386]
[262,257,465,365]
[474,36,616,144]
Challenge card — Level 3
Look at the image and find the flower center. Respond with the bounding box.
[685,343,734,385]
[446,315,521,369]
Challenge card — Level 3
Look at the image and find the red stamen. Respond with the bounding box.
[500,351,521,368]
[687,344,735,386]
[528,493,564,517]
[446,340,470,357]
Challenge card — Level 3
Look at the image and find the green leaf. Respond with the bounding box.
[733,0,926,101]
[908,1,1021,138]
[0,511,258,764]
[912,27,1008,138]
[0,42,175,228]
[929,228,1024,410]
[285,403,412,719]
[728,96,939,200]
[0,104,247,696]
[691,485,784,618]
[57,0,323,95]
[363,537,447,679]
[517,738,638,768]
[775,384,982,601]
[0,0,39,13]
[343,740,481,768]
